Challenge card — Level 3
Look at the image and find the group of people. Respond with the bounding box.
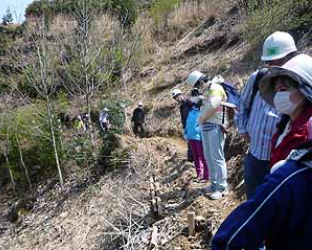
[73,109,110,134]
[172,31,312,249]
[172,72,230,200]
[72,102,146,138]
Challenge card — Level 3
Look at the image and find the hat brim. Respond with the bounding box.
[259,68,302,107]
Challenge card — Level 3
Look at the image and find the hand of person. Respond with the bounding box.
[197,116,205,125]
[241,133,250,142]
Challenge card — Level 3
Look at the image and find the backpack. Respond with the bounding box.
[219,82,240,126]
[220,82,240,107]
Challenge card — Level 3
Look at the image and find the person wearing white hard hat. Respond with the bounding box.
[131,102,145,136]
[99,108,110,133]
[238,31,299,199]
[212,53,312,250]
[187,70,229,200]
[172,88,194,162]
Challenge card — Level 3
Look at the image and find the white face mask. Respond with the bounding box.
[273,91,301,115]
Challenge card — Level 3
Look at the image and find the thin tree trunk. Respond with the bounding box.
[46,98,64,186]
[4,151,16,195]
[15,135,32,189]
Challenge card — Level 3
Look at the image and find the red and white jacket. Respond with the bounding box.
[270,106,312,167]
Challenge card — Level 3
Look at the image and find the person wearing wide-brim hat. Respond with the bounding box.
[259,53,312,168]
[212,53,312,250]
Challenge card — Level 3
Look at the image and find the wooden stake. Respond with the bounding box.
[150,225,158,249]
[156,197,163,216]
[188,211,196,236]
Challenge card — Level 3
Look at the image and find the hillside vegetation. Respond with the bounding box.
[0,0,311,249]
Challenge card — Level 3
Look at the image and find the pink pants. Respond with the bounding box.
[189,139,209,180]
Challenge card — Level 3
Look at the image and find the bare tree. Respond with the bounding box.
[25,16,64,186]
[0,113,16,195]
[58,0,118,154]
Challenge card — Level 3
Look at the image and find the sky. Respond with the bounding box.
[0,0,34,23]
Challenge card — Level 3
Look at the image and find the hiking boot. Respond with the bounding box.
[201,184,215,193]
[209,189,229,200]
[194,178,208,184]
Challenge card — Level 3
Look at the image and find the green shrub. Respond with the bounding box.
[242,0,312,46]
[0,102,66,190]
[150,0,181,27]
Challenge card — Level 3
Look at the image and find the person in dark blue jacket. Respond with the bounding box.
[172,88,194,162]
[212,54,312,250]
[212,152,312,250]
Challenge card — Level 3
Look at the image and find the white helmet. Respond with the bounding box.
[187,70,205,85]
[138,101,143,107]
[259,54,312,106]
[172,89,182,98]
[261,31,297,61]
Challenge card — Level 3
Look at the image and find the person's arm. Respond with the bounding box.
[198,86,223,124]
[238,71,258,135]
[211,166,293,250]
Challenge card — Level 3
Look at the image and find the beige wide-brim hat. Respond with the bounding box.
[259,54,312,107]
[259,69,301,107]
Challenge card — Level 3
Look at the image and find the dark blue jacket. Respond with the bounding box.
[212,159,312,250]
[180,99,194,129]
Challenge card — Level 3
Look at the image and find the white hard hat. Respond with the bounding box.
[209,75,225,85]
[172,89,182,98]
[138,101,143,106]
[187,70,205,85]
[259,54,312,106]
[103,107,109,112]
[261,31,297,61]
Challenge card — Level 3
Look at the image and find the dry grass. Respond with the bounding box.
[49,14,76,41]
[168,0,223,34]
[90,14,120,45]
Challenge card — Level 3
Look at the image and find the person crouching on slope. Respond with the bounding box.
[211,54,312,250]
[184,88,209,181]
